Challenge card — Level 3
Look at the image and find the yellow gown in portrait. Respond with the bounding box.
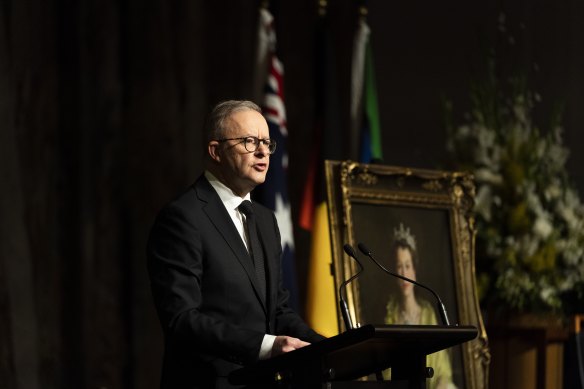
[384,296,454,389]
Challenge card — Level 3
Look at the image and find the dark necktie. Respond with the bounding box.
[238,200,266,302]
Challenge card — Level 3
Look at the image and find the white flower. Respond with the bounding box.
[558,238,583,266]
[544,180,562,201]
[492,195,502,207]
[456,125,471,138]
[565,188,582,210]
[477,124,496,149]
[539,285,556,305]
[559,272,576,291]
[519,235,539,258]
[557,199,578,231]
[534,139,546,159]
[534,92,542,102]
[475,186,493,222]
[533,217,553,240]
[475,168,503,185]
[548,143,568,171]
[512,103,530,128]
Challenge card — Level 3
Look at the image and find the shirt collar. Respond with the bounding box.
[205,170,251,210]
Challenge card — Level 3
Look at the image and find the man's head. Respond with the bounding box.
[205,100,274,197]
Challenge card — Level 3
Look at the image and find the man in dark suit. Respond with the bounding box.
[147,100,324,388]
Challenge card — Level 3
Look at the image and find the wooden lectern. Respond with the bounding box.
[229,324,478,389]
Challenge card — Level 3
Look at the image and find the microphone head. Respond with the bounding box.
[343,243,357,258]
[357,242,371,256]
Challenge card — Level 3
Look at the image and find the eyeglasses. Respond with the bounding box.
[215,136,277,154]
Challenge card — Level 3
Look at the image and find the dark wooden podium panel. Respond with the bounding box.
[230,324,478,388]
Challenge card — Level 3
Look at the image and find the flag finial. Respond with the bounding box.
[318,0,328,16]
[359,5,368,18]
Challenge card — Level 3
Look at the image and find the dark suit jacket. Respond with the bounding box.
[147,175,323,389]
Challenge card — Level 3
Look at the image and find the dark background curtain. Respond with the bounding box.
[1,0,583,387]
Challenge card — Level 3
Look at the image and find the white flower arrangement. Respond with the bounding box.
[446,78,584,314]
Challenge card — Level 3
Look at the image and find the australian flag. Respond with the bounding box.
[253,7,299,311]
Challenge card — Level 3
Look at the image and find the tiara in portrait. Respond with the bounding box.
[393,223,417,252]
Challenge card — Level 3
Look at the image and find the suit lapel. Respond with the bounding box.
[195,177,268,314]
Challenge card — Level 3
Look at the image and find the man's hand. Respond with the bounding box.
[271,336,310,357]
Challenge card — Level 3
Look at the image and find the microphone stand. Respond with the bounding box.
[345,244,385,382]
[338,244,365,330]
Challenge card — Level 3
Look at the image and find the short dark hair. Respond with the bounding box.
[205,100,262,141]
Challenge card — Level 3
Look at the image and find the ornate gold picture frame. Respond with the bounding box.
[325,160,490,389]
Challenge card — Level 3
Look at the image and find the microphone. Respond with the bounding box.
[339,244,365,330]
[357,242,451,326]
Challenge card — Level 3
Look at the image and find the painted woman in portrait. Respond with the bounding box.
[384,223,455,389]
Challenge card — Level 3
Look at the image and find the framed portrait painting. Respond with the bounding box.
[325,160,490,389]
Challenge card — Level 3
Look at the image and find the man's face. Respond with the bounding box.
[209,109,271,197]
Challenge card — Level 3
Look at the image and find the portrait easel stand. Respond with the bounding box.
[229,324,478,389]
